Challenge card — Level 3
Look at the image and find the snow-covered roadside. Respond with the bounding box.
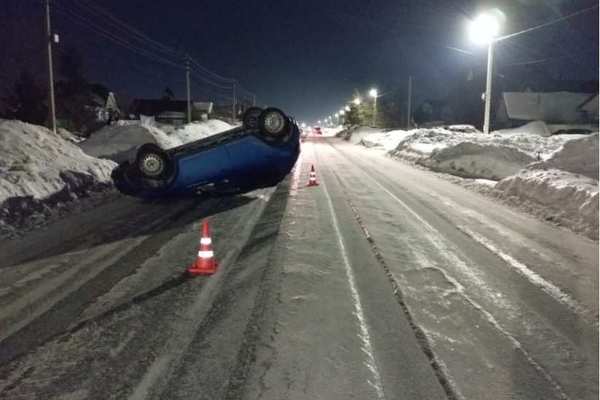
[495,169,598,240]
[0,120,117,234]
[80,119,233,162]
[350,125,598,240]
[359,126,590,180]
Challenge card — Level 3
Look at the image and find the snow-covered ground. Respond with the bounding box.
[321,125,344,137]
[80,118,233,162]
[496,169,598,239]
[0,119,116,230]
[350,123,599,239]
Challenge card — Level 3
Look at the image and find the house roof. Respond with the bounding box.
[578,94,598,115]
[502,91,595,123]
[129,99,213,115]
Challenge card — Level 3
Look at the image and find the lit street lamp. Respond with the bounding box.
[345,105,350,112]
[468,10,503,134]
[369,88,378,127]
[353,97,361,105]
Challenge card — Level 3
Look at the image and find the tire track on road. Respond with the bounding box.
[324,140,573,400]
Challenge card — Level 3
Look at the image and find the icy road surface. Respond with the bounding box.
[0,138,597,400]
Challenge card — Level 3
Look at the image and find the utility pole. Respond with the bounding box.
[232,82,237,121]
[45,0,57,134]
[185,55,191,124]
[483,41,494,134]
[372,97,377,127]
[407,76,413,129]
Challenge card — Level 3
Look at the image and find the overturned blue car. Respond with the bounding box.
[111,107,300,198]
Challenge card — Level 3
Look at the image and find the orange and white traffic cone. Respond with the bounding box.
[307,164,319,187]
[188,220,218,276]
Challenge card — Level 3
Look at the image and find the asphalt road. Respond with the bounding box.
[0,137,597,400]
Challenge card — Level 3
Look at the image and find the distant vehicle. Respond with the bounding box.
[111,107,300,198]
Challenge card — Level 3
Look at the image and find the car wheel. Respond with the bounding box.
[136,144,173,180]
[258,108,290,142]
[242,107,263,130]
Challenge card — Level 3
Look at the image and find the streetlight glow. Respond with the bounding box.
[468,11,502,45]
[339,110,345,115]
[468,9,504,134]
[345,105,350,112]
[353,97,361,105]
[369,88,378,98]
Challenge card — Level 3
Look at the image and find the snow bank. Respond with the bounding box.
[493,120,597,137]
[533,134,598,180]
[348,126,588,180]
[494,121,552,137]
[346,126,382,144]
[495,169,598,240]
[321,126,344,137]
[79,125,162,162]
[350,124,598,238]
[155,119,233,146]
[0,120,116,224]
[80,119,233,162]
[422,142,534,180]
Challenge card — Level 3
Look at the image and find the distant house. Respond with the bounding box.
[495,91,599,128]
[95,92,121,123]
[578,94,599,122]
[129,99,213,124]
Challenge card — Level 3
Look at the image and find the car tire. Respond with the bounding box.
[258,108,291,143]
[136,144,174,181]
[242,107,263,130]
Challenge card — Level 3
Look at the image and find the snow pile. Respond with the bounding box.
[79,124,164,162]
[80,119,233,162]
[321,125,344,137]
[533,134,598,180]
[422,142,535,180]
[494,121,552,137]
[351,123,598,238]
[359,129,412,151]
[346,126,382,144]
[495,169,598,240]
[154,119,233,145]
[493,120,597,137]
[359,127,587,180]
[0,120,116,223]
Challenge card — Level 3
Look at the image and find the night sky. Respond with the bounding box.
[1,0,598,122]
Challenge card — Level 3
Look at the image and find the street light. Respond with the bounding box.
[369,88,378,126]
[468,10,504,134]
[345,105,350,112]
[353,97,361,105]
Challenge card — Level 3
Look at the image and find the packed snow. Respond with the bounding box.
[493,120,597,137]
[0,120,116,227]
[321,126,344,137]
[534,134,598,180]
[80,118,233,162]
[495,169,598,239]
[354,126,593,180]
[350,124,598,239]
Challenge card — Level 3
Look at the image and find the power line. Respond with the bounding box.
[76,0,181,58]
[55,0,253,97]
[497,4,599,42]
[69,0,238,85]
[54,4,183,69]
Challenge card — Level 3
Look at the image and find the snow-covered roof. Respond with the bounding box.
[502,92,592,123]
[578,94,598,117]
